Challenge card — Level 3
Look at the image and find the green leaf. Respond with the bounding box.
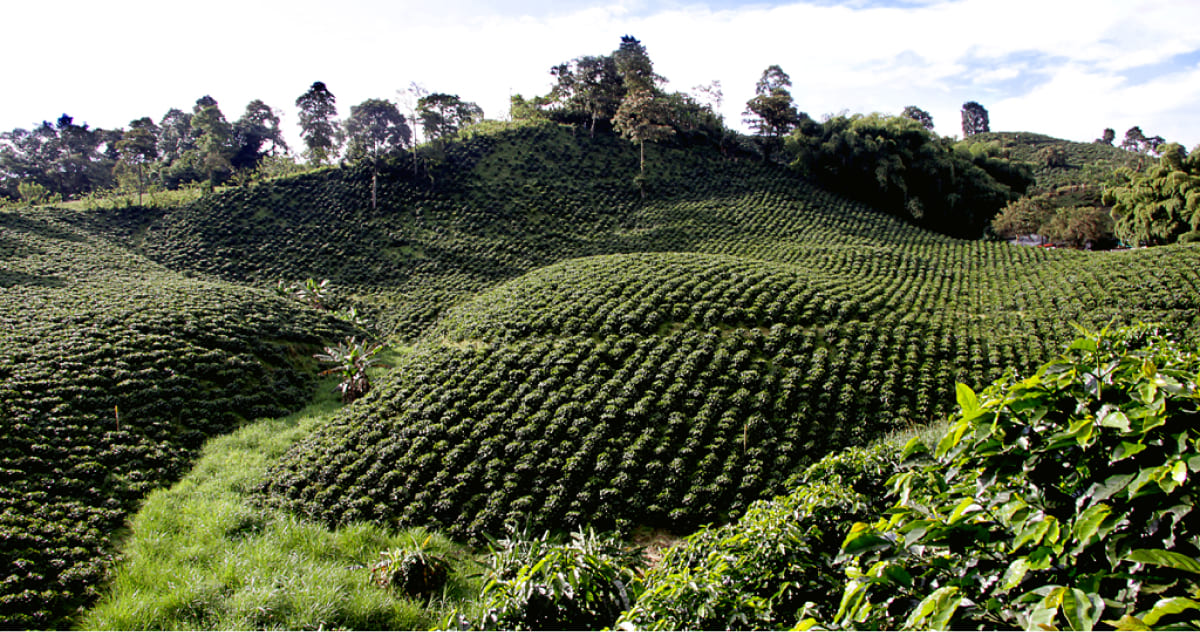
[1062,587,1103,631]
[1072,503,1112,545]
[1106,614,1151,630]
[1098,408,1132,432]
[1126,549,1200,575]
[1113,441,1147,462]
[956,383,981,416]
[902,585,960,630]
[1001,557,1030,591]
[1142,596,1200,626]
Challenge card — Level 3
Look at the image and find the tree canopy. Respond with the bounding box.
[1104,142,1200,245]
[787,113,1032,238]
[296,81,341,165]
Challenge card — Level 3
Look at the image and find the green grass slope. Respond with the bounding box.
[0,210,350,627]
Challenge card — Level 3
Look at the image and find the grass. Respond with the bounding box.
[81,372,483,630]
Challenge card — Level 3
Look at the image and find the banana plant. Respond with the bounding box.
[314,336,387,403]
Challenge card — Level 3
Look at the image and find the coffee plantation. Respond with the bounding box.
[3,119,1199,628]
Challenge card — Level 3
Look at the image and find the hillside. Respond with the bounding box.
[967,131,1143,193]
[3,120,1200,628]
[0,211,352,627]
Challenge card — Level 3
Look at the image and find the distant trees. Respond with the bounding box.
[1119,126,1167,155]
[297,82,341,165]
[1104,142,1200,245]
[743,65,804,159]
[992,193,1115,248]
[416,93,483,144]
[1096,128,1116,145]
[901,106,934,131]
[787,113,1033,238]
[961,101,990,137]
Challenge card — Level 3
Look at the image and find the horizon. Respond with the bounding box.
[1,0,1197,153]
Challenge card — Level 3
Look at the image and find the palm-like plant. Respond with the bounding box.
[314,336,387,403]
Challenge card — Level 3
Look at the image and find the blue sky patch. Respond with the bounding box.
[1119,48,1200,86]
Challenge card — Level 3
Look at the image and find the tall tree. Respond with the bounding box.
[613,35,662,93]
[344,98,411,209]
[296,81,341,165]
[232,100,288,172]
[114,117,159,203]
[416,93,483,143]
[1097,128,1116,145]
[901,105,934,131]
[743,65,804,159]
[613,88,675,195]
[156,108,195,166]
[961,101,990,137]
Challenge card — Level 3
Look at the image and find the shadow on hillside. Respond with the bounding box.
[0,269,66,289]
[0,212,87,243]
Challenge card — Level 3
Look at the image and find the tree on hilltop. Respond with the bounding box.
[190,96,235,190]
[344,98,411,210]
[1096,127,1115,145]
[901,105,934,131]
[961,101,989,137]
[1104,142,1200,245]
[743,65,804,160]
[416,93,482,144]
[549,55,624,135]
[297,81,341,165]
[114,117,158,203]
[232,100,288,172]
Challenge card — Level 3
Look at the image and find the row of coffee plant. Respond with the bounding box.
[260,247,1200,542]
[0,211,351,627]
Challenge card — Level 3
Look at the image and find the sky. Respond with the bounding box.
[2,0,1198,152]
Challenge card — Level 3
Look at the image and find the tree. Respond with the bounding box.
[900,105,934,131]
[296,81,341,165]
[613,35,662,93]
[743,65,804,159]
[961,101,989,137]
[344,98,411,209]
[398,82,428,176]
[1104,142,1200,245]
[114,117,159,203]
[1097,127,1116,145]
[416,93,483,143]
[1121,126,1146,152]
[190,96,235,189]
[787,113,1032,238]
[232,100,288,172]
[549,55,625,134]
[613,88,675,195]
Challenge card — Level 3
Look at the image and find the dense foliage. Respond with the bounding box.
[0,211,350,627]
[616,444,902,629]
[1104,142,1200,246]
[835,324,1200,629]
[786,114,1034,238]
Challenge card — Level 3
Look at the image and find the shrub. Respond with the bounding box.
[369,535,450,597]
[833,323,1200,630]
[452,528,643,630]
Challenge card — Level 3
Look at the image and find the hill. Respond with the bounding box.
[4,120,1200,627]
[966,131,1143,193]
[0,210,351,627]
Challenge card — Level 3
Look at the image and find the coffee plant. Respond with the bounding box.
[833,324,1200,630]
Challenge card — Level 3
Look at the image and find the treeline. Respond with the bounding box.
[0,83,482,205]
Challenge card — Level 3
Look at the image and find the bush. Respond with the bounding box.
[833,323,1200,630]
[452,529,643,630]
